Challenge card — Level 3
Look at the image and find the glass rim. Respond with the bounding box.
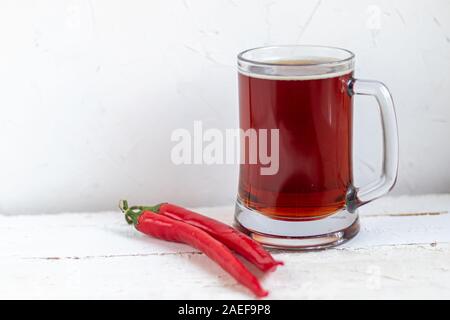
[237,45,355,67]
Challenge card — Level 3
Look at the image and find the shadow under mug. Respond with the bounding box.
[234,45,399,250]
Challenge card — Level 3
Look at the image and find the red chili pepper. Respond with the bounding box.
[136,203,283,272]
[124,207,268,298]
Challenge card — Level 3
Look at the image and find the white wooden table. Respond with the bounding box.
[1,194,450,299]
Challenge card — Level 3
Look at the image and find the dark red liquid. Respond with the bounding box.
[238,72,353,219]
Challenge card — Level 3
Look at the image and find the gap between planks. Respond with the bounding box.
[363,211,448,218]
[20,241,450,261]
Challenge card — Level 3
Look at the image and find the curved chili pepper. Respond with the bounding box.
[124,208,268,298]
[134,203,283,272]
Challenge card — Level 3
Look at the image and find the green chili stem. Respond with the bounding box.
[119,200,165,226]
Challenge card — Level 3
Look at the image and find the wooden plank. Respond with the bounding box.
[0,194,449,299]
[1,244,449,299]
[1,194,449,259]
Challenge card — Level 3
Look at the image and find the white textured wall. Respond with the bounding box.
[0,0,449,214]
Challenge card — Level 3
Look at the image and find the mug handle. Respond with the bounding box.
[346,78,399,212]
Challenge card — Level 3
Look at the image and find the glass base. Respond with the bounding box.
[234,200,360,250]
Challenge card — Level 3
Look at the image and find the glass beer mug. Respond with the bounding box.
[234,45,398,249]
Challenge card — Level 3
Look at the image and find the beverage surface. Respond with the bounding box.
[238,71,353,219]
[263,57,340,65]
[238,57,352,81]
